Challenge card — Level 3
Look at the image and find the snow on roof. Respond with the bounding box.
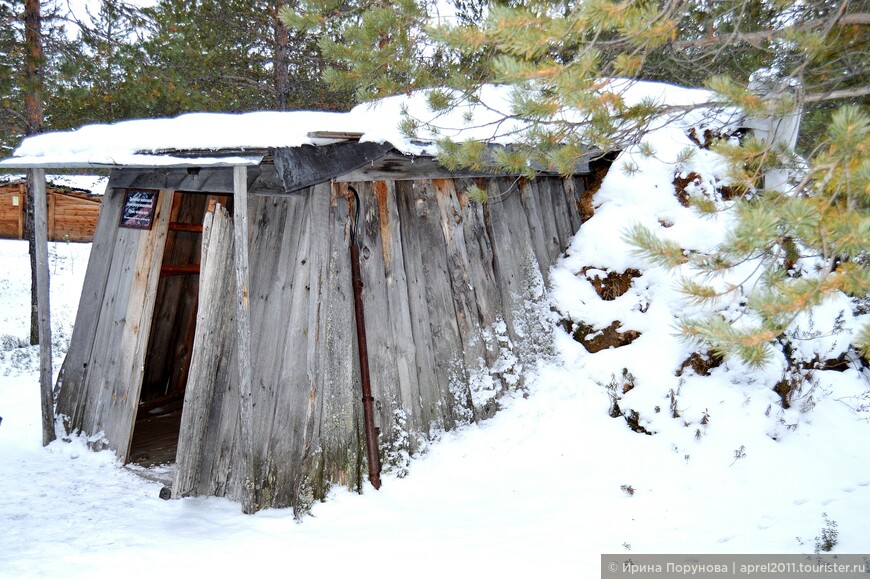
[0,81,729,169]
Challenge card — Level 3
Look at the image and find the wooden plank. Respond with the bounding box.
[173,204,236,498]
[517,179,556,282]
[394,180,442,432]
[546,178,575,248]
[403,179,466,429]
[256,189,317,508]
[116,190,174,458]
[484,178,539,340]
[432,178,487,418]
[55,187,125,433]
[108,165,283,196]
[307,131,363,140]
[354,181,409,445]
[453,179,502,332]
[160,264,200,276]
[272,142,393,193]
[30,169,55,446]
[169,222,203,233]
[244,192,292,500]
[308,183,360,497]
[74,189,172,458]
[366,181,429,438]
[232,165,257,514]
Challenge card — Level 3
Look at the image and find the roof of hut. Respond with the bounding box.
[0,81,727,171]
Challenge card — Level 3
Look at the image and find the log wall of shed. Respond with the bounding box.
[172,174,590,513]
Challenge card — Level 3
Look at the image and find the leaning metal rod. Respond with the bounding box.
[348,185,382,490]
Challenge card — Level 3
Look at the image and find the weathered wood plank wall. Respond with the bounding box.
[169,174,588,513]
[173,183,362,512]
[55,189,173,458]
[56,163,594,513]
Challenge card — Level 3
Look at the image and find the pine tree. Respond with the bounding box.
[281,0,869,363]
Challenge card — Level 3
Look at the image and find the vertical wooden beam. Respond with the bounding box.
[17,183,25,240]
[233,165,257,514]
[31,168,55,446]
[48,191,56,242]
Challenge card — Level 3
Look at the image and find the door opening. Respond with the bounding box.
[128,192,229,465]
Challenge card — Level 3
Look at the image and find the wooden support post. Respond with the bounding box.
[30,168,55,446]
[233,165,257,514]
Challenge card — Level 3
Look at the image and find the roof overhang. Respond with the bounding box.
[0,152,267,170]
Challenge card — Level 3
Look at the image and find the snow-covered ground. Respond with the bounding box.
[2,84,869,577]
[1,244,867,578]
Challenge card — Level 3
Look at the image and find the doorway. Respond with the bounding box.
[128,191,230,465]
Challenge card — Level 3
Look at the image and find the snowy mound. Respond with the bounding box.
[550,79,869,472]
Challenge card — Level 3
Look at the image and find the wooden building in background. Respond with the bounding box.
[0,178,102,242]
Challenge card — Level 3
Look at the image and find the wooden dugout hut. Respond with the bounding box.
[2,96,611,514]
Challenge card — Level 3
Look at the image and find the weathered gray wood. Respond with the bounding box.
[273,142,392,193]
[432,179,489,417]
[374,181,423,438]
[514,179,551,281]
[173,204,236,498]
[243,190,313,507]
[57,161,599,513]
[108,166,283,196]
[355,181,399,421]
[564,177,587,232]
[484,178,539,341]
[55,187,125,432]
[391,181,442,432]
[31,168,55,445]
[547,178,575,249]
[116,190,174,458]
[233,165,257,513]
[521,179,561,269]
[258,190,317,508]
[405,180,468,428]
[69,189,172,458]
[454,179,502,332]
[308,185,360,495]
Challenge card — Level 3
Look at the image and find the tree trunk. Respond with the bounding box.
[273,1,289,111]
[24,0,44,346]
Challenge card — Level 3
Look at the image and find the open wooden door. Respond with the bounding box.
[54,188,173,460]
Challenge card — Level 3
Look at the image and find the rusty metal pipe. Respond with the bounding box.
[348,186,382,490]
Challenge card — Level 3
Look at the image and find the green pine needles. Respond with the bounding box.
[279,0,870,365]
